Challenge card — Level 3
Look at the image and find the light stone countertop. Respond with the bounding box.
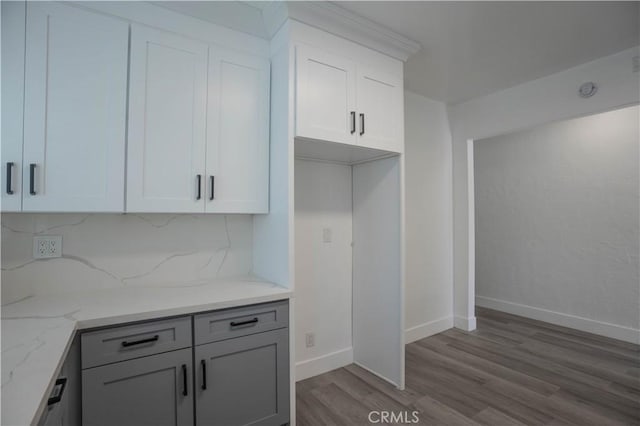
[1,276,292,426]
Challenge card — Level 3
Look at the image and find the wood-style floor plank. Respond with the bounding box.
[296,308,640,425]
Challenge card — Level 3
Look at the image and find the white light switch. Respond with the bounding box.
[33,235,62,259]
[322,228,332,243]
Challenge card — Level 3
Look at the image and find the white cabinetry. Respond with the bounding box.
[2,4,269,214]
[1,1,25,212]
[127,25,269,213]
[295,46,357,145]
[20,2,128,212]
[356,67,403,152]
[126,25,208,213]
[295,45,403,153]
[257,20,408,391]
[205,49,270,213]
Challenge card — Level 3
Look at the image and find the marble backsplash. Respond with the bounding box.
[1,213,254,304]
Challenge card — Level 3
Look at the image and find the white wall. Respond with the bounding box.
[403,91,454,342]
[474,105,639,342]
[1,214,253,303]
[447,46,640,331]
[294,159,353,380]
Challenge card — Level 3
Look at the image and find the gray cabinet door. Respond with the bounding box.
[82,348,193,426]
[62,334,81,426]
[195,328,289,426]
[38,335,81,426]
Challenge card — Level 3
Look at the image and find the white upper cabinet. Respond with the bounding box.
[1,1,25,212]
[295,44,403,153]
[295,45,357,145]
[127,24,208,213]
[21,2,128,212]
[5,4,269,214]
[356,67,403,153]
[127,25,270,214]
[206,49,270,213]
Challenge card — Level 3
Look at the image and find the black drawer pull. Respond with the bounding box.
[29,163,36,195]
[196,174,202,200]
[230,317,258,328]
[47,377,67,406]
[121,335,159,347]
[181,364,188,396]
[209,175,215,200]
[201,359,207,390]
[359,113,365,136]
[6,162,14,194]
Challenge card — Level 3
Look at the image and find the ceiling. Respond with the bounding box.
[338,1,639,103]
[155,1,640,104]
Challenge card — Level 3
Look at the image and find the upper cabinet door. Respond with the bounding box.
[22,3,128,212]
[1,1,25,212]
[295,45,357,145]
[206,49,270,213]
[356,67,404,153]
[127,25,208,213]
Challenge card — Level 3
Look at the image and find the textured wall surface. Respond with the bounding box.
[447,46,640,328]
[475,105,639,330]
[1,213,253,304]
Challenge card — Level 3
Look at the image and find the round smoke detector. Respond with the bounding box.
[579,82,598,98]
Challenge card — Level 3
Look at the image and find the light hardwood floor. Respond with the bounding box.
[296,307,640,425]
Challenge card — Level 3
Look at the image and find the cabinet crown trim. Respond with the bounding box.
[262,1,421,61]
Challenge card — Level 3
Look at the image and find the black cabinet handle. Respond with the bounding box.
[181,364,188,396]
[196,174,202,200]
[201,359,207,390]
[359,113,365,136]
[230,317,258,327]
[47,377,67,406]
[29,163,36,195]
[6,162,14,194]
[209,176,215,200]
[121,335,159,347]
[350,111,356,134]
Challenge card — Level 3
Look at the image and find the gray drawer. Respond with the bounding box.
[194,300,288,345]
[81,316,192,369]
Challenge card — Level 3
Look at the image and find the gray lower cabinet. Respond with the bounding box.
[82,348,193,426]
[38,335,81,426]
[195,328,289,426]
[81,301,290,426]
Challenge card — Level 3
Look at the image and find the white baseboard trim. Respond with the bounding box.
[476,296,640,344]
[454,315,477,331]
[405,317,453,343]
[295,347,353,382]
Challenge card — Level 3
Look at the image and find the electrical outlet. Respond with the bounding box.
[37,239,48,257]
[33,236,62,259]
[305,332,315,348]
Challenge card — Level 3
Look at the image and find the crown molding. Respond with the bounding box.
[261,1,421,62]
